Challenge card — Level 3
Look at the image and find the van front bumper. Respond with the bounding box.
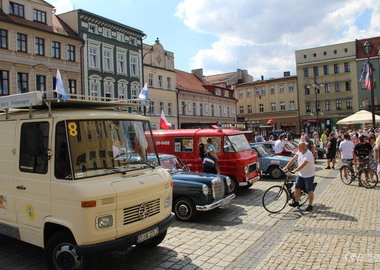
[76,212,175,256]
[196,193,236,211]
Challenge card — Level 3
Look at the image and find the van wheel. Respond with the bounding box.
[46,231,93,270]
[269,166,284,179]
[136,230,167,248]
[173,197,197,221]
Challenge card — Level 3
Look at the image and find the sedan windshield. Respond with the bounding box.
[55,120,159,180]
[224,134,251,152]
[254,145,271,157]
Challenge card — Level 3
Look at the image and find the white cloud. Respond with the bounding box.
[176,0,380,79]
[51,0,74,14]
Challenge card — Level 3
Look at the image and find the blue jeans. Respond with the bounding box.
[295,176,315,192]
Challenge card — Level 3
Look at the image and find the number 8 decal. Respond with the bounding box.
[68,122,78,136]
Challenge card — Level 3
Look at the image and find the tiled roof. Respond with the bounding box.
[204,72,237,83]
[175,69,212,95]
[0,11,82,40]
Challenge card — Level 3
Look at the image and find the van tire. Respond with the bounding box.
[173,197,197,221]
[136,230,167,248]
[46,231,93,270]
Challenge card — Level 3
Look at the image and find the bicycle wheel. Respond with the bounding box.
[359,169,378,189]
[262,185,289,213]
[299,190,309,206]
[340,165,353,185]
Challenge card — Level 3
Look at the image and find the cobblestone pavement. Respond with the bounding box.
[1,159,380,269]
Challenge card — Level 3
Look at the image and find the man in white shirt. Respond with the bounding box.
[273,134,291,156]
[339,134,355,165]
[284,142,315,211]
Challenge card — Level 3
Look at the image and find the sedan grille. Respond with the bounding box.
[123,199,160,225]
[212,178,225,201]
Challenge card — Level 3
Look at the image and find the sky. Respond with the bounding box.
[52,0,380,80]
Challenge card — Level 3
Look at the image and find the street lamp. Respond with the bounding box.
[307,77,324,133]
[362,41,376,128]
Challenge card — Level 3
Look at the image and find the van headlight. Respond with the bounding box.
[164,195,172,208]
[202,184,209,196]
[244,166,249,174]
[96,214,114,229]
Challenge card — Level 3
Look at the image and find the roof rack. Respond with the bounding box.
[0,91,149,118]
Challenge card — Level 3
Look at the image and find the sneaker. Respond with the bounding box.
[305,205,313,211]
[332,166,335,169]
[325,166,331,169]
[289,201,300,207]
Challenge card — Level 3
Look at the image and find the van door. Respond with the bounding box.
[14,120,51,247]
[0,121,18,225]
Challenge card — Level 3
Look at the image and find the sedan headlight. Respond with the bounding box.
[202,184,209,196]
[226,176,232,187]
[96,214,114,229]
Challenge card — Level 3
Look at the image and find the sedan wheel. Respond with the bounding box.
[269,166,284,179]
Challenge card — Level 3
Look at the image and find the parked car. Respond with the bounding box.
[157,154,235,221]
[256,141,295,156]
[250,144,294,179]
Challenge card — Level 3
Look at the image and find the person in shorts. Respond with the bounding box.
[283,142,315,211]
[339,134,355,166]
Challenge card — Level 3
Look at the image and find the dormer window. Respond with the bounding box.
[10,2,24,17]
[33,9,46,24]
[88,24,97,34]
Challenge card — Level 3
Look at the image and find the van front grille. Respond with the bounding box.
[123,199,160,225]
[248,163,257,173]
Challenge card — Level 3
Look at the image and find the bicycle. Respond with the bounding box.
[262,170,317,213]
[340,157,378,189]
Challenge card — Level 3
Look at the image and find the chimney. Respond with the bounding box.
[191,69,204,79]
[283,71,290,77]
[261,75,264,80]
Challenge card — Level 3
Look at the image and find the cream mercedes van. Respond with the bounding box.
[0,92,174,270]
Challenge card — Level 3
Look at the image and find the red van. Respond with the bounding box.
[152,129,260,192]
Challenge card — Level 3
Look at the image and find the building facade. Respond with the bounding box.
[0,0,83,97]
[177,69,237,129]
[200,68,253,89]
[296,41,359,132]
[58,9,144,100]
[142,38,177,129]
[235,73,300,133]
[356,37,380,122]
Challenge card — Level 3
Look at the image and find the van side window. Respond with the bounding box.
[19,122,49,174]
[174,137,193,152]
[200,137,221,153]
[55,121,72,180]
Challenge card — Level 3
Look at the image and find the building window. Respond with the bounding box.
[103,48,113,71]
[192,102,196,115]
[259,104,264,112]
[334,50,337,54]
[36,75,46,93]
[280,101,285,111]
[325,83,330,93]
[247,105,252,114]
[304,86,310,95]
[148,73,154,87]
[117,81,128,99]
[345,81,351,91]
[270,86,275,94]
[68,79,76,94]
[35,37,44,56]
[52,41,60,59]
[255,89,260,96]
[238,90,243,98]
[0,70,9,95]
[89,77,100,98]
[336,99,342,110]
[306,102,311,113]
[289,100,295,110]
[279,84,284,93]
[116,33,124,42]
[261,88,266,96]
[167,103,172,116]
[131,84,139,99]
[33,9,46,23]
[116,51,126,73]
[103,28,111,38]
[211,104,215,117]
[17,73,28,93]
[130,55,139,76]
[239,106,244,114]
[346,98,352,110]
[104,80,114,99]
[89,46,99,68]
[215,88,221,95]
[333,64,339,74]
[199,103,203,116]
[158,75,163,88]
[67,45,75,61]
[247,89,252,97]
[17,33,27,52]
[323,65,329,75]
[149,100,155,115]
[288,83,294,92]
[167,77,172,89]
[158,102,164,113]
[0,29,8,49]
[9,2,24,17]
[181,101,186,115]
[325,100,331,111]
[313,66,319,76]
[88,24,97,34]
[303,68,309,78]
[335,82,340,92]
[344,62,350,72]
[271,102,276,112]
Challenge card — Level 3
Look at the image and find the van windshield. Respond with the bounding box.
[224,134,251,152]
[55,120,159,180]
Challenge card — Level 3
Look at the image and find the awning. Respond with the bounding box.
[336,110,380,124]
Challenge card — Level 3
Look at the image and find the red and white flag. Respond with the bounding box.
[160,110,171,130]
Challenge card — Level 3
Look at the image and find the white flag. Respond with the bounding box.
[138,83,148,100]
[55,69,67,101]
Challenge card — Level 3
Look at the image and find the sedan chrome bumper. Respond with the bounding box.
[196,193,236,211]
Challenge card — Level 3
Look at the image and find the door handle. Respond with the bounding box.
[16,185,26,190]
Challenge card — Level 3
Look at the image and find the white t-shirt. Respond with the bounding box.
[296,150,315,178]
[339,140,355,159]
[274,140,285,154]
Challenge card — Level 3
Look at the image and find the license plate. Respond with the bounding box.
[137,227,159,243]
